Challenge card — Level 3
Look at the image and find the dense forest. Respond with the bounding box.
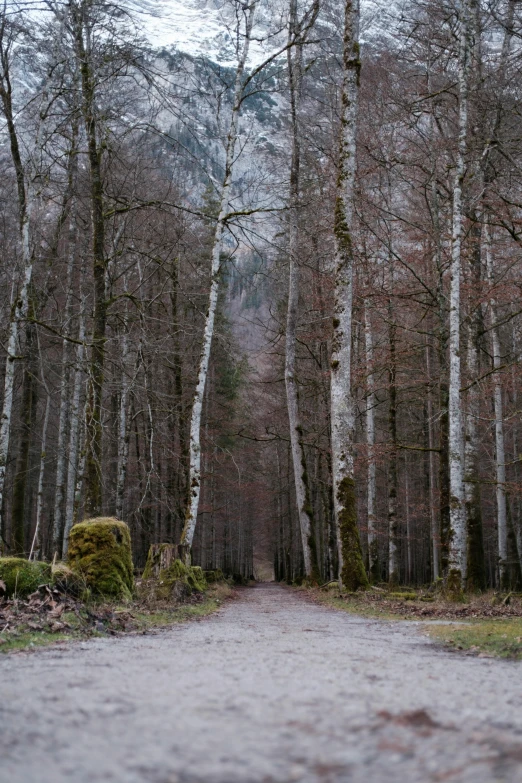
[0,0,521,592]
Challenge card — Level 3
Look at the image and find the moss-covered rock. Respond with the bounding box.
[67,517,134,600]
[0,557,52,598]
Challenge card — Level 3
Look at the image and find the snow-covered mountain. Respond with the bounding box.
[126,0,403,66]
[126,0,288,66]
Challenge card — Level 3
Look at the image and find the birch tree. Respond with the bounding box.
[364,299,379,582]
[284,0,319,581]
[180,2,257,557]
[330,0,368,590]
[447,0,472,592]
[485,224,508,587]
[0,16,35,543]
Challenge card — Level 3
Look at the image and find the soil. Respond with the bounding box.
[1,583,521,783]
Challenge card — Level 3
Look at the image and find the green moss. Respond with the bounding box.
[67,517,134,600]
[388,592,417,600]
[445,568,465,602]
[188,566,207,592]
[337,477,369,591]
[426,618,522,659]
[152,561,208,600]
[205,569,224,583]
[0,557,52,598]
[142,543,174,579]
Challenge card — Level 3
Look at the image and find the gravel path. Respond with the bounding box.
[1,583,522,783]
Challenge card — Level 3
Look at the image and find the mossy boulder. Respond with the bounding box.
[67,517,134,600]
[0,557,52,598]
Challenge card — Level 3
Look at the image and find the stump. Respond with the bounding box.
[143,543,189,579]
[67,517,134,599]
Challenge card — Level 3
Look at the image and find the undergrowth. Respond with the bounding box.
[0,582,232,654]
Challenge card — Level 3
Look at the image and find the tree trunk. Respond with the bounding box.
[364,300,379,582]
[425,340,440,580]
[284,0,318,580]
[0,40,34,543]
[330,0,368,591]
[387,306,399,585]
[72,5,107,516]
[447,0,471,591]
[485,224,508,588]
[180,3,256,558]
[62,272,87,554]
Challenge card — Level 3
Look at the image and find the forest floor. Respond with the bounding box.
[1,582,522,783]
[0,582,232,654]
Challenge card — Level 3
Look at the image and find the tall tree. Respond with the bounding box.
[331,0,368,590]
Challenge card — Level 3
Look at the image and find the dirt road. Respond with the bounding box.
[1,583,521,782]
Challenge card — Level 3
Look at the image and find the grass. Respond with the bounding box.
[424,618,522,660]
[0,582,231,655]
[313,590,402,621]
[0,631,71,654]
[306,585,522,660]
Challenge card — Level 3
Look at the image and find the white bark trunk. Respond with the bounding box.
[425,341,440,580]
[485,224,508,584]
[115,327,131,521]
[448,0,471,584]
[30,339,51,561]
[63,280,87,552]
[330,0,367,590]
[180,3,256,556]
[0,207,33,540]
[284,0,316,578]
[364,300,378,577]
[52,210,77,553]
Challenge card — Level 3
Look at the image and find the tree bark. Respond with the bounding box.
[180,2,256,558]
[364,300,379,582]
[447,0,472,590]
[284,0,318,580]
[485,224,508,587]
[0,33,35,543]
[331,0,368,591]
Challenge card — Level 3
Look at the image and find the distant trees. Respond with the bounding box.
[0,0,521,591]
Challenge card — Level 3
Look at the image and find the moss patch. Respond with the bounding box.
[205,569,224,583]
[146,559,207,601]
[67,517,134,600]
[0,558,52,598]
[337,477,369,591]
[425,618,522,659]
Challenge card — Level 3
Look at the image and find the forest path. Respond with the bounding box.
[1,583,522,783]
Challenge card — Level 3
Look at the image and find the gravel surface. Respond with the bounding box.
[1,583,522,783]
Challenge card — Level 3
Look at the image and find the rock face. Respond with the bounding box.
[67,517,134,600]
[0,557,52,598]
